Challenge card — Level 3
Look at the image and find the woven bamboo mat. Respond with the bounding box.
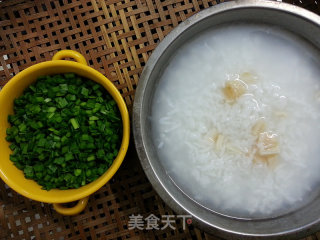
[1,0,320,239]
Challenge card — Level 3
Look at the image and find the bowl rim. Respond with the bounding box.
[132,0,320,239]
[0,59,130,203]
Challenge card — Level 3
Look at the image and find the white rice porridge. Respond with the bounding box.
[151,24,320,218]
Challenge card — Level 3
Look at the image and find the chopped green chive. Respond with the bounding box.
[74,169,82,176]
[87,155,95,161]
[89,116,99,121]
[6,73,122,190]
[70,118,79,129]
[81,87,89,97]
[47,107,56,112]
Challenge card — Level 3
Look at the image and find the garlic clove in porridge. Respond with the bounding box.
[223,80,247,101]
[257,132,280,156]
[252,118,266,136]
[253,151,279,169]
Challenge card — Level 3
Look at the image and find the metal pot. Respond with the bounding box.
[132,0,320,238]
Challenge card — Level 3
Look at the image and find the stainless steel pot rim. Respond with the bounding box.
[133,0,320,239]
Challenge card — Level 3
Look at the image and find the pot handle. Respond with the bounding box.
[53,196,89,216]
[52,50,87,65]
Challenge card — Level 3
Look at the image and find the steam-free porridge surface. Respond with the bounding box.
[151,24,320,218]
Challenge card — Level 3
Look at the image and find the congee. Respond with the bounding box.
[151,24,320,218]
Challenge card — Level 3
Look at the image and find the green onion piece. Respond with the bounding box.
[81,87,89,97]
[70,118,79,129]
[47,107,56,113]
[74,169,82,176]
[87,155,95,161]
[65,153,73,161]
[24,166,34,178]
[89,116,99,121]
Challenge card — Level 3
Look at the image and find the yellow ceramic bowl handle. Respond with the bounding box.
[52,50,87,65]
[53,196,89,216]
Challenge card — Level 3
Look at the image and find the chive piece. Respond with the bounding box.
[97,149,105,159]
[70,118,79,129]
[24,166,34,178]
[89,116,99,121]
[56,97,68,108]
[74,169,81,176]
[87,155,95,161]
[61,136,68,143]
[47,112,55,119]
[65,153,73,161]
[48,165,57,173]
[38,138,46,147]
[81,134,90,141]
[29,85,36,92]
[60,84,68,91]
[54,158,64,165]
[37,121,44,128]
[34,164,44,172]
[36,97,44,102]
[81,87,89,97]
[9,143,17,151]
[18,123,27,132]
[47,107,56,113]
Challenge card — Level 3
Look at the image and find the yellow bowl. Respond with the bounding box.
[0,50,130,215]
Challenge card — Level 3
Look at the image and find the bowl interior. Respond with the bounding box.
[0,61,130,203]
[133,0,320,238]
